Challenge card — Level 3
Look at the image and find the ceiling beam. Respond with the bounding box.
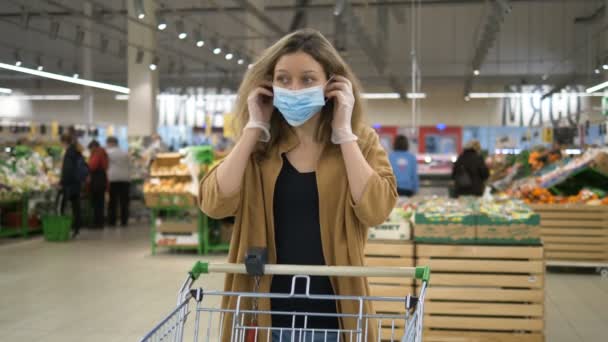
[232,0,285,36]
[289,0,310,31]
[463,0,512,97]
[0,0,583,18]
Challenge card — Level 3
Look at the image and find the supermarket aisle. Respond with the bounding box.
[0,227,225,342]
[1,226,607,342]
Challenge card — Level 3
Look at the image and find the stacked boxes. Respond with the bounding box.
[414,197,540,245]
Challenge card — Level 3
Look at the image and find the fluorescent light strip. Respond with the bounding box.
[362,93,400,99]
[9,95,81,100]
[470,92,603,99]
[0,62,129,94]
[586,81,608,93]
[0,87,12,94]
[116,94,239,101]
[407,93,427,99]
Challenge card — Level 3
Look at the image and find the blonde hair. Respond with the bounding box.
[465,140,482,153]
[233,29,366,158]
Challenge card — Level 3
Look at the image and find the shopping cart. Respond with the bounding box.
[140,261,430,342]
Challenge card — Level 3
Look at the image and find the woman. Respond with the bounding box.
[87,140,108,228]
[452,140,489,197]
[389,135,419,197]
[199,29,397,341]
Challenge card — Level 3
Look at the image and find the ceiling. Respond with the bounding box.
[0,0,606,93]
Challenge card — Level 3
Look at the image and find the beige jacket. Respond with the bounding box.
[199,125,398,341]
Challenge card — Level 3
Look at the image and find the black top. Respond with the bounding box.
[452,148,490,197]
[270,155,339,330]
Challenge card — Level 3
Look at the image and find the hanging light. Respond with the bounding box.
[225,52,234,61]
[49,21,60,40]
[134,0,146,19]
[594,68,601,74]
[473,69,480,76]
[157,13,167,30]
[211,38,221,54]
[176,19,187,39]
[36,55,43,71]
[14,50,22,67]
[237,58,244,65]
[149,56,159,71]
[194,27,204,47]
[135,48,144,64]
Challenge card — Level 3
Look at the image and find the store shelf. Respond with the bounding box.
[416,244,545,342]
[149,173,191,178]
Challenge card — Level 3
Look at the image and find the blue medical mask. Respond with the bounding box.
[273,84,326,127]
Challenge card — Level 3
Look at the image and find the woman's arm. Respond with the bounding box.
[340,141,374,203]
[215,129,260,196]
[343,129,398,227]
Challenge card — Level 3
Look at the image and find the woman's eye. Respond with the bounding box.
[276,76,289,84]
[303,77,315,84]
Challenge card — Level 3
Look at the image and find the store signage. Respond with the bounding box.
[157,87,236,128]
[502,85,590,127]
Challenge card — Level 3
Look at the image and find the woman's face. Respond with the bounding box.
[273,52,327,90]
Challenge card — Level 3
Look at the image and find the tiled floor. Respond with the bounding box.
[1,225,607,342]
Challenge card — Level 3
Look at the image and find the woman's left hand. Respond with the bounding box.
[325,75,355,130]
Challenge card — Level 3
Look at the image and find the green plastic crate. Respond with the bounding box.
[42,215,72,242]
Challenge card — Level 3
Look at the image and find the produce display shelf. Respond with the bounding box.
[530,204,608,268]
[0,195,32,238]
[149,173,191,178]
[149,204,230,256]
[416,244,545,342]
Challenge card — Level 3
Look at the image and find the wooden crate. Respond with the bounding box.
[530,204,608,263]
[365,241,415,340]
[365,241,414,311]
[416,244,545,342]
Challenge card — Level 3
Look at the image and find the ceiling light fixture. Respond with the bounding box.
[237,58,244,65]
[194,28,204,47]
[149,56,158,71]
[225,52,233,60]
[134,0,146,19]
[14,50,22,66]
[0,62,130,94]
[595,68,601,74]
[176,19,187,39]
[36,55,43,71]
[361,93,400,99]
[0,87,12,94]
[473,69,480,76]
[586,81,608,94]
[157,13,167,30]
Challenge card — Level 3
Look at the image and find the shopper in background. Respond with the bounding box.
[59,133,84,238]
[452,140,489,197]
[389,135,419,197]
[87,140,108,228]
[200,29,397,342]
[106,136,131,227]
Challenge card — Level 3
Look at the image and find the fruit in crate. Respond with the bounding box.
[144,178,191,194]
[151,163,189,176]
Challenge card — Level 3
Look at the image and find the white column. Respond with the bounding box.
[83,2,94,124]
[127,0,158,136]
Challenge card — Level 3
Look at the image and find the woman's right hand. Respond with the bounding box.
[247,81,274,123]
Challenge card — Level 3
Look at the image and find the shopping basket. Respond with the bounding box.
[139,261,430,342]
[42,215,72,242]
